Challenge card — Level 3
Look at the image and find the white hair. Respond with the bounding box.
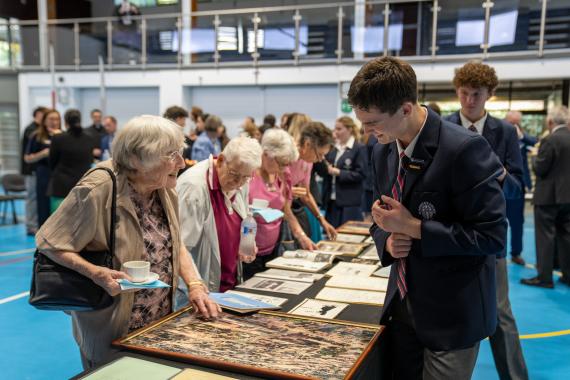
[261,128,299,163]
[112,115,185,173]
[221,136,262,171]
[547,105,570,126]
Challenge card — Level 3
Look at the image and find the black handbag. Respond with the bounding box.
[29,167,118,311]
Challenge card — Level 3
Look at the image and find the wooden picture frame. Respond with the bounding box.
[337,221,372,236]
[113,307,382,380]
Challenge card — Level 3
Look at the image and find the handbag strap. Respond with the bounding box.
[88,167,117,267]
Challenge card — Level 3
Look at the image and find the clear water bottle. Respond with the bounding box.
[239,212,257,261]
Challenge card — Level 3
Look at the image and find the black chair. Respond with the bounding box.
[1,173,26,224]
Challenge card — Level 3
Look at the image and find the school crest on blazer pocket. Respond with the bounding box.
[418,201,436,220]
[343,158,352,169]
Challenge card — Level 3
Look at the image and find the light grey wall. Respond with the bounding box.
[78,87,160,128]
[186,84,337,137]
[0,74,19,104]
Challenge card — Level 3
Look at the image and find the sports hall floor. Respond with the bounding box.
[1,201,568,379]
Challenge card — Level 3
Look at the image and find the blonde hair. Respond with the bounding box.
[261,128,299,164]
[287,113,312,142]
[112,115,185,174]
[336,116,360,141]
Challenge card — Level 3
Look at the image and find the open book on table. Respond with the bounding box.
[266,250,336,273]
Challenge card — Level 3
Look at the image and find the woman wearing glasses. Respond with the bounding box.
[285,121,337,250]
[243,129,299,279]
[177,136,263,293]
[35,115,220,369]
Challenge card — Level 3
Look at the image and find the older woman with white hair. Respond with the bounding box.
[177,136,263,293]
[243,129,299,279]
[35,115,220,369]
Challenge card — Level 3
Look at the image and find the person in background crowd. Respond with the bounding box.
[85,109,106,160]
[263,114,276,128]
[21,106,47,235]
[188,106,205,148]
[244,129,299,280]
[504,110,539,266]
[177,137,263,293]
[286,113,312,139]
[284,121,337,250]
[36,115,219,369]
[427,102,441,116]
[361,129,377,219]
[163,106,192,160]
[24,109,62,227]
[100,116,118,160]
[192,115,223,162]
[242,117,261,141]
[217,124,230,150]
[259,114,276,136]
[350,56,506,379]
[317,116,367,228]
[280,113,291,129]
[522,106,570,289]
[446,60,528,380]
[47,109,97,212]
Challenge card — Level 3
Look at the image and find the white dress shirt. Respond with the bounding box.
[459,111,488,135]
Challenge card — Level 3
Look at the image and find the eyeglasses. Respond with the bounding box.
[227,168,252,183]
[162,148,185,163]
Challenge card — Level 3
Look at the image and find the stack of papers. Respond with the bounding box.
[208,292,281,314]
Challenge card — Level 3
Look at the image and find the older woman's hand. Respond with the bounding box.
[189,286,221,319]
[92,267,132,296]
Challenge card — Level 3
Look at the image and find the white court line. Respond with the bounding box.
[0,248,35,257]
[0,291,29,305]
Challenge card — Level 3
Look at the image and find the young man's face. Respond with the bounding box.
[354,106,406,145]
[457,86,491,121]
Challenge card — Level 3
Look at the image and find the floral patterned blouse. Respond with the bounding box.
[127,185,173,332]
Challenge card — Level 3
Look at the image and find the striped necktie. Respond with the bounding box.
[391,151,408,300]
[468,124,478,133]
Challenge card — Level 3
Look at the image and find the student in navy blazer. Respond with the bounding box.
[349,57,506,379]
[446,61,528,380]
[317,116,367,228]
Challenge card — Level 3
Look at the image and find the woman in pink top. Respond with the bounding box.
[244,129,299,279]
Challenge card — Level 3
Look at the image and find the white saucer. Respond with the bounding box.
[130,272,160,285]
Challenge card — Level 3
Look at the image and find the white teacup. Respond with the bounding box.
[252,198,269,209]
[123,261,150,283]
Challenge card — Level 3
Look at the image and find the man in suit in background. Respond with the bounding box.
[85,108,106,159]
[504,110,539,266]
[446,61,528,380]
[349,56,506,379]
[21,106,47,235]
[522,106,570,288]
[100,116,117,160]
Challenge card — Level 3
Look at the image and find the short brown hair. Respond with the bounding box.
[299,121,333,148]
[453,61,498,93]
[190,106,203,121]
[348,56,417,115]
[163,105,188,120]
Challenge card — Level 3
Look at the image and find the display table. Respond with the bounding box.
[72,222,387,380]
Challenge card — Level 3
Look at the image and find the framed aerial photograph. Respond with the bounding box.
[316,241,368,257]
[334,233,367,244]
[337,221,372,236]
[113,307,382,380]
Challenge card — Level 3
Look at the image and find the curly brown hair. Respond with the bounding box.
[453,61,499,92]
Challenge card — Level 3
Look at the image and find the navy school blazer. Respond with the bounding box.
[445,111,524,201]
[371,108,507,351]
[316,141,367,208]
